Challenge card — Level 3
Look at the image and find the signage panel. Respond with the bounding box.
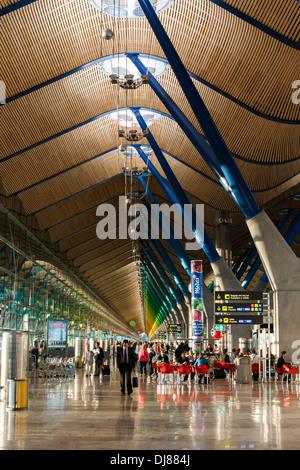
[215,303,264,313]
[47,320,67,349]
[167,324,182,334]
[215,315,264,325]
[214,291,263,301]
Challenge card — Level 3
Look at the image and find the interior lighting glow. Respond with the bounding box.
[122,145,153,158]
[90,0,174,18]
[109,108,163,128]
[99,54,168,80]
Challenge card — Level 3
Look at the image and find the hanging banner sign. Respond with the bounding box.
[191,260,204,353]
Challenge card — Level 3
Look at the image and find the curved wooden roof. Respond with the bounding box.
[1,0,299,335]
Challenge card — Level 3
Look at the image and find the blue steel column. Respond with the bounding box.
[127,50,261,219]
[138,174,191,275]
[139,176,213,337]
[142,257,177,311]
[132,136,220,264]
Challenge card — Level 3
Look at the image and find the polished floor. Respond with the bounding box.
[0,359,300,451]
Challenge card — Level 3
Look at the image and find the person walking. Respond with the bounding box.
[93,341,104,376]
[83,344,93,377]
[138,343,149,376]
[147,343,156,377]
[117,340,136,395]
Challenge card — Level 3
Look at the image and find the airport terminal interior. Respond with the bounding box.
[0,0,300,453]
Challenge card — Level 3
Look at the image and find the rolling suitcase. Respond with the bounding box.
[102,365,110,376]
[214,368,226,379]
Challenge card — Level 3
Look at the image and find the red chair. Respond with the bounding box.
[158,363,176,384]
[194,365,209,384]
[220,361,230,369]
[213,360,221,369]
[177,365,192,384]
[252,363,259,372]
[282,364,299,383]
[275,365,284,381]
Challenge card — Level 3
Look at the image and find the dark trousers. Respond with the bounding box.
[139,361,147,375]
[119,364,132,393]
[94,359,102,376]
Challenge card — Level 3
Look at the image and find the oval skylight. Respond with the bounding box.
[109,108,163,127]
[90,0,174,18]
[99,54,168,80]
[122,145,153,158]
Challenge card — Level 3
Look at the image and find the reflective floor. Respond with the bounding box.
[1,359,300,451]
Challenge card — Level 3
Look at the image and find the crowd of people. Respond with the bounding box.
[83,339,292,395]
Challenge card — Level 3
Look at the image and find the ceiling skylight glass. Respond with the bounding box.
[109,108,163,127]
[99,54,168,80]
[90,0,173,18]
[122,145,153,158]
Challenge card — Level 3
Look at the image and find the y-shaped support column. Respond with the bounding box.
[247,210,300,358]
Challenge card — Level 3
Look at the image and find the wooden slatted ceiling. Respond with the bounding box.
[1,0,299,121]
[2,65,299,165]
[0,109,298,215]
[45,178,244,246]
[1,0,299,333]
[2,130,298,224]
[0,0,17,7]
[223,0,300,43]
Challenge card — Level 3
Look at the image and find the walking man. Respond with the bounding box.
[117,340,136,395]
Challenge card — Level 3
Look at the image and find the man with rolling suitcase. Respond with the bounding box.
[93,341,104,376]
[117,340,136,395]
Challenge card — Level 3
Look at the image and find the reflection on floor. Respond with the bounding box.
[0,358,300,450]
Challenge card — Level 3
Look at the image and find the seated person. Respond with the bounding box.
[277,351,289,368]
[220,348,230,364]
[194,353,210,368]
[277,351,291,382]
[176,351,189,365]
[157,349,169,365]
[229,348,237,362]
[176,352,190,382]
[185,350,195,364]
[194,353,210,383]
[250,349,258,363]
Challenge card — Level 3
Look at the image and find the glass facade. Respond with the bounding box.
[0,195,131,351]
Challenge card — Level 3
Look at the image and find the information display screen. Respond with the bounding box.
[47,320,68,349]
[167,324,182,334]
